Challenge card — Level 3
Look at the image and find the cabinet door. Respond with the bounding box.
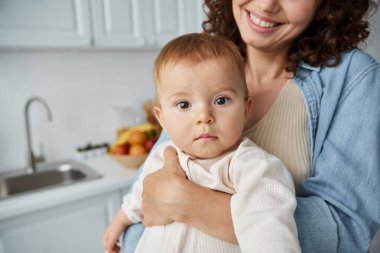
[147,0,204,48]
[0,191,122,253]
[0,0,91,47]
[91,0,147,47]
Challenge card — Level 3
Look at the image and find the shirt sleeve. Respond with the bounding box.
[230,148,301,253]
[296,60,380,252]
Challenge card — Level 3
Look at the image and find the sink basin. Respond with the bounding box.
[0,160,102,199]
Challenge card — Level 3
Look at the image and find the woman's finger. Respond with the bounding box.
[163,146,186,177]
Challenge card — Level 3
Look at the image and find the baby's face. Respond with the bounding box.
[154,58,250,159]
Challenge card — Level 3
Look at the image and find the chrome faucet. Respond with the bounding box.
[24,96,53,174]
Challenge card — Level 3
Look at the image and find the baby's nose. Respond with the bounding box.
[196,107,215,124]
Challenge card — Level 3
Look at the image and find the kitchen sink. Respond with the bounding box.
[0,160,102,199]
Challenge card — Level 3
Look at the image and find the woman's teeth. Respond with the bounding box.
[249,13,277,28]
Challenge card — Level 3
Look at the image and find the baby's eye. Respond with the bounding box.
[214,96,231,105]
[176,101,191,110]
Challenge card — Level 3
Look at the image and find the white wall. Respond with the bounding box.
[0,49,158,171]
[366,6,380,61]
[1,9,379,172]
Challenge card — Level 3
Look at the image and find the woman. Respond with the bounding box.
[123,0,380,252]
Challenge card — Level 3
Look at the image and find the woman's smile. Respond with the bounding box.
[248,11,280,29]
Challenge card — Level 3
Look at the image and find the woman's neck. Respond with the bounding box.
[243,46,292,128]
[245,47,290,89]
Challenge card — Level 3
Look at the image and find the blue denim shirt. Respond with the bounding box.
[294,49,380,252]
[123,49,380,253]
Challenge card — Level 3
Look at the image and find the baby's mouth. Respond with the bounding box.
[194,133,218,141]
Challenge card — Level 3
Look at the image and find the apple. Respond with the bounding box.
[144,139,156,152]
[115,144,130,155]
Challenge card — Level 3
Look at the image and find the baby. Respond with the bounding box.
[103,33,300,253]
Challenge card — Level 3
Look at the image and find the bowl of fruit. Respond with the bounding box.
[109,123,159,169]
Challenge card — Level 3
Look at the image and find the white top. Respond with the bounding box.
[122,138,300,253]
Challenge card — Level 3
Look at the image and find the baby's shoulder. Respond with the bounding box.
[233,138,278,162]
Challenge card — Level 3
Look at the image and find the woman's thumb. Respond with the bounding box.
[163,146,185,176]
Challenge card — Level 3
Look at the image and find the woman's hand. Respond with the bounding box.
[142,146,188,226]
[141,146,238,244]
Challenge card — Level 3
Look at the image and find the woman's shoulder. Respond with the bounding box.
[327,49,378,85]
[301,49,378,74]
[297,49,379,90]
[338,49,379,72]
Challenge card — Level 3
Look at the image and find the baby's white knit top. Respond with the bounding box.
[122,138,300,253]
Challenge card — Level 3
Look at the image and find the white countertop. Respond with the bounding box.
[0,156,138,220]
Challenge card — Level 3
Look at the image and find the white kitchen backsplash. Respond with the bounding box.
[0,50,158,171]
[367,6,380,61]
[1,7,379,172]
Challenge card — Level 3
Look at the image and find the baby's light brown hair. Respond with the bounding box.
[153,33,247,103]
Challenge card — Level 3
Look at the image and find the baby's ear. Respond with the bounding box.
[153,106,165,129]
[244,97,252,121]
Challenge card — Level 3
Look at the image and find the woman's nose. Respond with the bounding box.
[256,0,280,13]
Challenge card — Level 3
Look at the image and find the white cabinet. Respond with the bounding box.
[91,0,146,47]
[0,156,136,253]
[0,0,204,48]
[146,0,205,47]
[0,0,91,47]
[0,190,124,253]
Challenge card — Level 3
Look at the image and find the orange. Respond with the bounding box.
[127,130,147,145]
[129,144,146,155]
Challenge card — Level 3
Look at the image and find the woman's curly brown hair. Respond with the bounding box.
[202,0,379,73]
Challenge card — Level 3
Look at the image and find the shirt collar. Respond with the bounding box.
[299,61,321,72]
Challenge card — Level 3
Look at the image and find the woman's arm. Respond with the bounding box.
[142,147,238,244]
[294,55,380,252]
